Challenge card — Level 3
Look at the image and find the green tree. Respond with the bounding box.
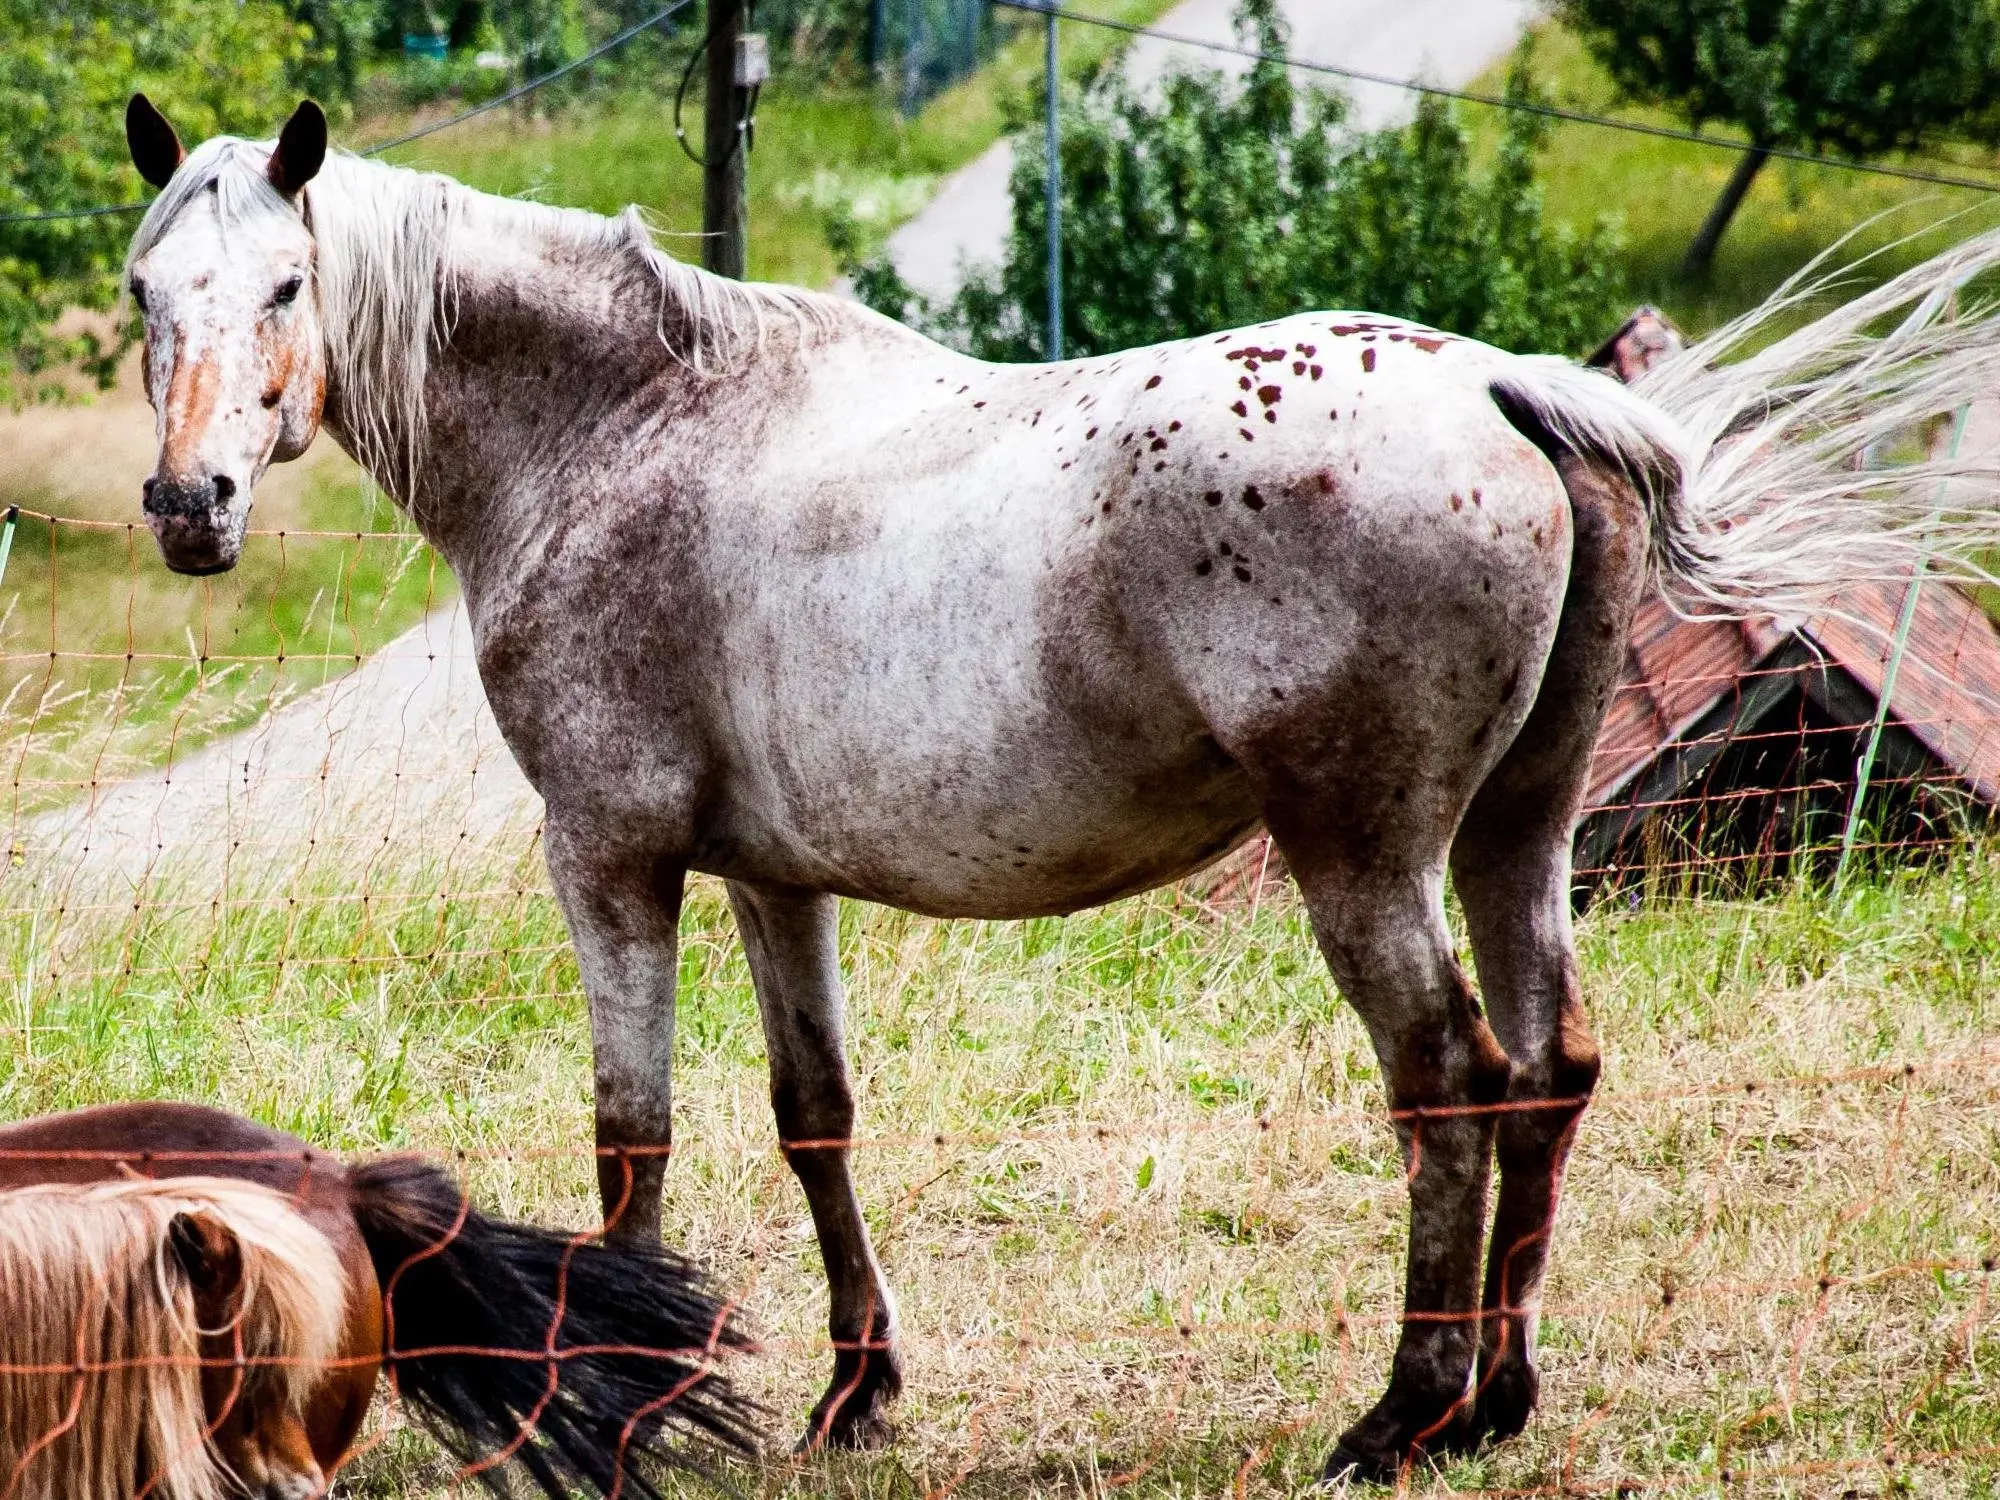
[1555,0,2000,276]
[839,1,1625,360]
[0,0,314,405]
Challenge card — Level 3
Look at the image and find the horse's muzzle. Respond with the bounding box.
[143,474,246,575]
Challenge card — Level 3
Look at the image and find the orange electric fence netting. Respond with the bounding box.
[0,510,1995,1498]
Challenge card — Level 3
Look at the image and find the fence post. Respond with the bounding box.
[1042,0,1063,360]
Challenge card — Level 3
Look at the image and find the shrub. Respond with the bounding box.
[839,0,1627,360]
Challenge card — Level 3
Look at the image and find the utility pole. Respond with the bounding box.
[1042,0,1062,360]
[702,0,760,279]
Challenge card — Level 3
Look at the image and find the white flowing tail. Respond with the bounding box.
[1493,222,2000,619]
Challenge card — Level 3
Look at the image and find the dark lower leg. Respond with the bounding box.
[729,881,901,1450]
[1330,981,1512,1480]
[1473,999,1599,1438]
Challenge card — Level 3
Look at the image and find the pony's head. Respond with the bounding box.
[122,95,329,575]
[0,1177,349,1500]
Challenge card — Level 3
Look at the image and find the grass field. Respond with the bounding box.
[4,836,1996,1497]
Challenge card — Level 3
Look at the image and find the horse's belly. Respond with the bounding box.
[707,742,1264,918]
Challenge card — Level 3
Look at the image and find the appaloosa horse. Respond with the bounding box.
[116,95,2000,1480]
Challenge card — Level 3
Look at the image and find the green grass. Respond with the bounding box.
[4,839,1996,1496]
[1468,23,2000,335]
[0,483,444,815]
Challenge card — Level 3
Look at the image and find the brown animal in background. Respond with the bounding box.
[0,1101,758,1500]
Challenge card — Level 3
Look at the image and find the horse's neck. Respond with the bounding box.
[327,235,713,591]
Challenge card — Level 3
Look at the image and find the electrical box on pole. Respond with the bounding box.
[701,0,763,280]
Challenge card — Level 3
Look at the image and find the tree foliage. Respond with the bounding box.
[1555,0,2000,270]
[839,0,1626,360]
[0,0,314,405]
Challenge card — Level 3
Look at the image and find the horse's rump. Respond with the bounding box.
[0,1177,346,1500]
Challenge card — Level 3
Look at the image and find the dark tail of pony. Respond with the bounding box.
[346,1155,761,1499]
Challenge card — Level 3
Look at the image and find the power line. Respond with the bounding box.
[992,0,2000,199]
[0,0,696,228]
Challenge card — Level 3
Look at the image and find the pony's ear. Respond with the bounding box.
[126,94,184,190]
[267,100,328,197]
[166,1211,245,1307]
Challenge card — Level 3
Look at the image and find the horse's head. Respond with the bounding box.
[166,1207,335,1498]
[122,95,329,575]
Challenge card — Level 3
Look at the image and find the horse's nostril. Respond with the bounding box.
[141,477,157,502]
[212,475,236,503]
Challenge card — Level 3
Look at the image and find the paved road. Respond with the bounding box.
[888,0,1537,302]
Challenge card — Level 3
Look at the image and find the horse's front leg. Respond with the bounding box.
[545,824,685,1246]
[727,880,901,1450]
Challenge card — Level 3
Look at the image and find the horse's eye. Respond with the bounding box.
[129,282,148,315]
[274,275,303,308]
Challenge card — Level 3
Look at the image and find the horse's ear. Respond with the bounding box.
[267,100,327,197]
[166,1210,245,1307]
[126,94,184,190]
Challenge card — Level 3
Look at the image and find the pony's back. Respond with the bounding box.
[0,1177,345,1500]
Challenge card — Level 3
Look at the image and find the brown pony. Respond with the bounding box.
[0,1101,759,1500]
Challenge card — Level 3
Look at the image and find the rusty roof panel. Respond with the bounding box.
[1586,578,2000,814]
[1805,581,2000,804]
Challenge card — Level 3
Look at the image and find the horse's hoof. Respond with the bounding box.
[795,1406,896,1453]
[795,1353,903,1453]
[1316,1442,1402,1488]
[1319,1392,1478,1486]
[1473,1359,1539,1443]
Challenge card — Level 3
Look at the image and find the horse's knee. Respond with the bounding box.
[1385,971,1514,1118]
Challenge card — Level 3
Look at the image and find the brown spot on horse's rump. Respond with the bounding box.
[1256,385,1282,407]
[1450,493,1463,512]
[1146,374,1163,389]
[1240,428,1256,442]
[1232,400,1248,418]
[1360,348,1376,374]
[1204,490,1224,506]
[1409,336,1447,354]
[1241,484,1265,510]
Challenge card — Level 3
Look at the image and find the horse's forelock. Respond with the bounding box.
[0,1178,347,1500]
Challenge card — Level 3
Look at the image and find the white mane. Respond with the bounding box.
[126,137,840,496]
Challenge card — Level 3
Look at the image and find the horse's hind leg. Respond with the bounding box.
[1449,453,1648,1443]
[1267,821,1513,1483]
[727,880,902,1450]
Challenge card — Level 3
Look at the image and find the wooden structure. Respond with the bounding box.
[1576,579,2000,887]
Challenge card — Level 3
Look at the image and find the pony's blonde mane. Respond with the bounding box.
[0,1177,346,1500]
[125,137,840,496]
